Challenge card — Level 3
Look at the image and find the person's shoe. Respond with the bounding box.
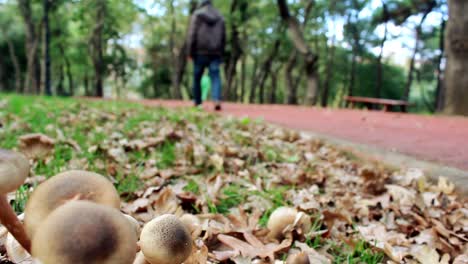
[214,104,222,111]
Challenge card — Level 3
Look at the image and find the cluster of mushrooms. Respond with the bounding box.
[0,149,192,264]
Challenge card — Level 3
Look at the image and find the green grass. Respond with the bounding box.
[184,179,200,194]
[115,173,143,197]
[328,240,385,264]
[12,185,30,213]
[157,141,176,169]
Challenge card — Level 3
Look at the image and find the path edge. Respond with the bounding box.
[299,130,468,196]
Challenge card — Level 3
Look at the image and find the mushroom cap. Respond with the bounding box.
[139,214,192,264]
[0,149,29,194]
[286,252,310,264]
[123,214,141,238]
[267,207,298,239]
[31,201,137,264]
[24,170,120,238]
[179,214,202,238]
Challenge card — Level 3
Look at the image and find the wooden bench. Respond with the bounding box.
[345,96,410,112]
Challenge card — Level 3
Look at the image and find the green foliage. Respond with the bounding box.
[12,185,30,213]
[115,173,143,196]
[184,179,200,194]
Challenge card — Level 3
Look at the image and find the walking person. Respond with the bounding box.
[187,0,226,111]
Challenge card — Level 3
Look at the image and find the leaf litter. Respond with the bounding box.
[0,96,467,264]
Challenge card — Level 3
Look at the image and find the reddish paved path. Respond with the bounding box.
[139,100,468,171]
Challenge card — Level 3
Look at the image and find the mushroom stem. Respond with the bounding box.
[0,194,31,253]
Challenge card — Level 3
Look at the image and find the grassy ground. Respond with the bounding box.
[1,95,465,264]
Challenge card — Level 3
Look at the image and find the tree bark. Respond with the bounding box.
[90,0,106,97]
[376,3,388,100]
[224,0,242,101]
[18,0,40,94]
[5,37,22,93]
[285,51,299,104]
[404,7,433,101]
[56,64,65,96]
[277,0,319,105]
[175,0,197,100]
[284,0,314,105]
[443,0,468,115]
[269,64,283,104]
[43,0,51,95]
[240,53,246,103]
[58,44,74,96]
[322,32,336,107]
[248,56,258,103]
[435,19,446,112]
[169,0,181,99]
[256,39,281,104]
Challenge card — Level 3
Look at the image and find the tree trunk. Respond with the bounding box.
[435,19,446,112]
[18,0,40,94]
[285,51,299,104]
[5,38,22,93]
[84,73,91,96]
[257,39,281,104]
[240,53,246,103]
[43,0,51,95]
[284,0,314,105]
[248,57,258,103]
[60,45,74,96]
[269,64,282,104]
[56,64,65,96]
[224,0,243,101]
[90,0,106,97]
[348,52,357,97]
[376,21,388,99]
[404,8,432,101]
[443,0,468,115]
[175,0,197,100]
[169,0,181,99]
[277,0,319,105]
[322,33,336,107]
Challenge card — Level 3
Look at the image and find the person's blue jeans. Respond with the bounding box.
[193,55,222,106]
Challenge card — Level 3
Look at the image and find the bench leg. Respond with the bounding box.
[382,105,389,112]
[401,105,407,113]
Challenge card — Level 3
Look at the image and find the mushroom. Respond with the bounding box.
[123,213,141,238]
[24,170,120,238]
[286,252,310,264]
[31,201,137,264]
[133,252,149,264]
[267,207,311,239]
[179,213,202,238]
[0,149,31,252]
[139,214,192,264]
[5,232,32,263]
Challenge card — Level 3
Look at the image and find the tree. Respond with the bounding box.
[277,0,319,105]
[17,0,41,94]
[43,0,51,96]
[443,0,468,115]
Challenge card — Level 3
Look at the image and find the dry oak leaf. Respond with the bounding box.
[295,242,331,264]
[410,245,450,264]
[19,133,55,159]
[453,254,468,264]
[215,232,292,261]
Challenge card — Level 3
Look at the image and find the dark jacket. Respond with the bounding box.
[187,4,226,57]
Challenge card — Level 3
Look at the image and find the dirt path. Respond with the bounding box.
[137,99,468,171]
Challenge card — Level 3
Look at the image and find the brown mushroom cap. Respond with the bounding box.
[139,214,192,264]
[24,170,120,238]
[31,201,137,264]
[0,149,29,194]
[267,207,298,239]
[286,252,310,264]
